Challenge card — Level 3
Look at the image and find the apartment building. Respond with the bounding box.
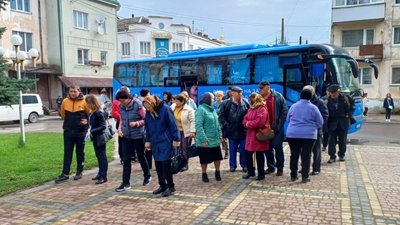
[46,0,120,103]
[0,0,57,107]
[117,16,226,60]
[331,0,400,110]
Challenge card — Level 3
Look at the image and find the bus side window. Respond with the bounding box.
[206,63,223,84]
[228,57,250,84]
[254,55,281,83]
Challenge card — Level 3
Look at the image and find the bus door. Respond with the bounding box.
[180,75,198,103]
[283,64,307,106]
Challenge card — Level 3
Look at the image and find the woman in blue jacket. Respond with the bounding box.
[143,95,180,197]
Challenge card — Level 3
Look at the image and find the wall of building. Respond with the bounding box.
[60,0,118,78]
[117,16,225,59]
[331,0,400,113]
[0,0,48,67]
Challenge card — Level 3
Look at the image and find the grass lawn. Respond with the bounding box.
[0,132,114,197]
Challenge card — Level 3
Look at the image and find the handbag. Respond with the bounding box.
[256,120,275,142]
[104,118,115,143]
[171,148,187,174]
[187,138,199,158]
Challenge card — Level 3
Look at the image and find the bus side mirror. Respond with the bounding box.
[347,59,359,79]
[370,63,379,79]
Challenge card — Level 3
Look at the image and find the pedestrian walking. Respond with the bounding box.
[258,80,288,176]
[171,94,195,171]
[218,86,249,173]
[326,84,355,163]
[55,85,90,184]
[163,91,173,106]
[143,95,180,197]
[195,92,223,182]
[242,93,270,180]
[115,91,151,192]
[85,94,108,184]
[286,89,323,183]
[383,93,395,122]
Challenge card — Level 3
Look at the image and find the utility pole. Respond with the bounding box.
[280,18,285,44]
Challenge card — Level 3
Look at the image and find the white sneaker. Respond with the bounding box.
[385,119,389,122]
[388,119,391,122]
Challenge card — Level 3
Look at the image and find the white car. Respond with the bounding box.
[0,94,44,123]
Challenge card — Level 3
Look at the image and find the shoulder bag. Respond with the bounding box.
[256,118,275,142]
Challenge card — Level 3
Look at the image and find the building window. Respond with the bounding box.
[77,49,89,65]
[395,0,400,4]
[11,31,32,51]
[140,42,151,55]
[334,0,383,6]
[189,44,194,50]
[101,51,107,65]
[392,68,400,84]
[342,29,374,47]
[73,10,88,29]
[394,27,400,45]
[10,0,30,12]
[172,43,183,52]
[121,42,130,56]
[359,68,372,85]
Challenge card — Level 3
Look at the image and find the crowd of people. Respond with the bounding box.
[54,80,362,196]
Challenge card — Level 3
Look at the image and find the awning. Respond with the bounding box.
[58,76,112,88]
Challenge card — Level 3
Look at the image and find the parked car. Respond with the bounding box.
[0,94,44,123]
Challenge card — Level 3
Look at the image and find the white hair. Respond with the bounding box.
[303,85,315,95]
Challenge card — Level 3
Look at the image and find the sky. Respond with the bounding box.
[117,0,332,45]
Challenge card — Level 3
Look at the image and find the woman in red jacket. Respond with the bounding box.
[242,93,270,180]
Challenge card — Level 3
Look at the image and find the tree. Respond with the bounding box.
[0,0,35,106]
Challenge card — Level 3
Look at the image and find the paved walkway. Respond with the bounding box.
[1,140,400,225]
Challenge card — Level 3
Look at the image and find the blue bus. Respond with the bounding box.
[113,44,378,134]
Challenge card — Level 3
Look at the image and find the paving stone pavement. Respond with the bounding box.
[1,143,400,225]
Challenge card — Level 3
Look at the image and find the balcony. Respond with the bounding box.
[359,44,383,59]
[332,2,385,24]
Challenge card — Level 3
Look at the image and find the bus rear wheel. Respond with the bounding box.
[28,112,39,123]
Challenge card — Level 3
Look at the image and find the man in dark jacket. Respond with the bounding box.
[218,86,249,172]
[55,85,90,184]
[326,84,355,163]
[303,85,329,175]
[259,81,288,176]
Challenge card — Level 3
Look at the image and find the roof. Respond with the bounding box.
[58,76,112,88]
[117,17,150,32]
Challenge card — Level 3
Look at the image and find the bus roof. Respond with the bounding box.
[114,43,339,65]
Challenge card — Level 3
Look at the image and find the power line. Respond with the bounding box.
[119,4,329,28]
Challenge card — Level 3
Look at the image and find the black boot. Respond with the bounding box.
[215,170,221,181]
[202,173,209,183]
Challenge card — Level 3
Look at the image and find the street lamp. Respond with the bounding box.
[0,34,39,145]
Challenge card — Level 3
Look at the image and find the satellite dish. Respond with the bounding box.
[96,15,106,24]
[96,15,106,35]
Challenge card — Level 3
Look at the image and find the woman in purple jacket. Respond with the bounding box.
[286,89,323,183]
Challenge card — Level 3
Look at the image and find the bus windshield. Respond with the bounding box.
[331,57,361,96]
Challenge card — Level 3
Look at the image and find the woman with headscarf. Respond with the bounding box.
[143,95,180,197]
[242,93,270,180]
[286,89,323,183]
[195,92,223,182]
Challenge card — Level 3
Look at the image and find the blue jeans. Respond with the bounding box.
[229,139,246,169]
